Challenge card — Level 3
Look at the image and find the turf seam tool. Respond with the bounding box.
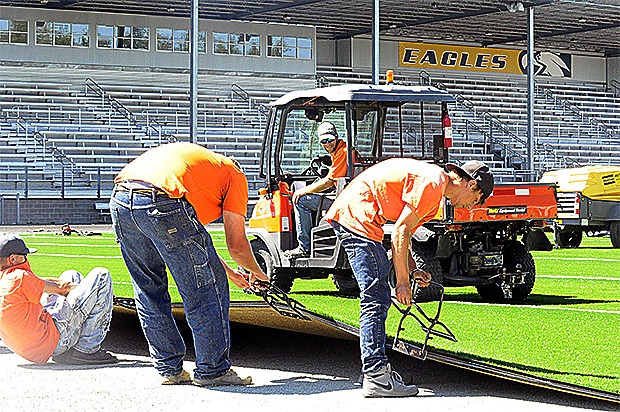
[390,281,457,360]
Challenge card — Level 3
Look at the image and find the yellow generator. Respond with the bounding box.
[541,166,620,247]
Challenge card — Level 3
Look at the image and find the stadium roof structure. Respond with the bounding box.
[2,0,619,57]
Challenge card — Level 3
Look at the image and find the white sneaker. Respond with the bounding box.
[362,364,419,398]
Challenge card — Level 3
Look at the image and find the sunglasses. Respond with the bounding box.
[320,137,335,144]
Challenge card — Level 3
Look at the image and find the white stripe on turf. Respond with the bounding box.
[447,301,620,315]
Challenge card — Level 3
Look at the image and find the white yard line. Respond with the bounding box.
[538,274,620,281]
[446,300,620,315]
[535,256,620,262]
[27,242,119,248]
[37,253,124,259]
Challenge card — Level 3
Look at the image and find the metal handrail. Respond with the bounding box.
[14,117,82,176]
[231,83,250,103]
[85,77,176,142]
[85,77,136,124]
[230,83,269,117]
[538,86,616,138]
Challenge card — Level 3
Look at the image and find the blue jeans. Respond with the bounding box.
[110,188,231,380]
[294,193,333,251]
[44,268,113,355]
[331,221,391,375]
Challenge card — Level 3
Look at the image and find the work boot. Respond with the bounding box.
[52,347,119,365]
[284,246,309,259]
[162,369,192,385]
[362,364,419,398]
[193,368,252,387]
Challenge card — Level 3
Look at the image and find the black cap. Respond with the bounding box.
[0,235,37,258]
[446,160,495,202]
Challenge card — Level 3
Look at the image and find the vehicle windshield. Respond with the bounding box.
[269,100,447,179]
[277,107,377,177]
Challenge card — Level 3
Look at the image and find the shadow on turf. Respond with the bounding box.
[450,352,617,380]
[444,292,618,306]
[290,290,359,299]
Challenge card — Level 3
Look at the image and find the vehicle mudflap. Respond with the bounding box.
[244,281,310,321]
[390,281,457,360]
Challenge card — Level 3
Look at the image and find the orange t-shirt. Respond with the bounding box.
[0,261,60,364]
[327,139,348,180]
[325,158,448,242]
[115,142,249,225]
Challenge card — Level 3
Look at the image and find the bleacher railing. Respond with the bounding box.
[85,77,176,144]
[230,83,269,117]
[537,86,617,139]
[14,117,83,177]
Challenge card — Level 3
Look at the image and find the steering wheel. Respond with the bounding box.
[302,155,332,177]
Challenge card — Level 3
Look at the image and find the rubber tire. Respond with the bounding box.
[556,230,582,248]
[250,239,294,293]
[332,269,360,297]
[523,229,553,251]
[610,222,620,248]
[475,241,535,303]
[388,242,444,303]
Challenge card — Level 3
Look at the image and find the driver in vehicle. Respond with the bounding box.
[284,121,349,259]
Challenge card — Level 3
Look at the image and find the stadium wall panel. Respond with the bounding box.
[0,6,316,76]
[0,197,108,225]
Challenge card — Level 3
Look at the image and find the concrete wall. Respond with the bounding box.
[0,197,109,225]
[0,7,316,76]
[608,57,620,88]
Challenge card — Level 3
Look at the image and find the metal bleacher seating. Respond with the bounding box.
[1,64,618,200]
[317,66,620,181]
[0,65,314,198]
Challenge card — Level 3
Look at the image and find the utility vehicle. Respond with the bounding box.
[247,79,556,302]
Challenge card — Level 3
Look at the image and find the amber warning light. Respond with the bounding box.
[386,70,394,84]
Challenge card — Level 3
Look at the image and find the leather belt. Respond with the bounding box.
[114,181,168,196]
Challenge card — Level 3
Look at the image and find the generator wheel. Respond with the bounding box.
[476,241,535,303]
[556,230,582,248]
[332,269,360,297]
[610,222,620,248]
[250,239,294,293]
[388,242,444,303]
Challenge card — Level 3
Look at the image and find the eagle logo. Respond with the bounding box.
[519,51,571,77]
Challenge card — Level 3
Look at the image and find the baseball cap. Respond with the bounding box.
[317,122,339,141]
[446,160,495,202]
[0,235,37,258]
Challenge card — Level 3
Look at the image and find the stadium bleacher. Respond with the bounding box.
[1,64,619,201]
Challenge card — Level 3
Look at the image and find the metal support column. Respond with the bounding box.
[189,0,199,144]
[371,0,379,85]
[527,6,535,180]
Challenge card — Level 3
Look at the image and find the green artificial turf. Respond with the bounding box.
[19,231,620,395]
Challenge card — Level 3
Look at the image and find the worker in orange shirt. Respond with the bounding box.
[285,122,349,258]
[110,142,268,387]
[325,159,494,397]
[0,235,117,365]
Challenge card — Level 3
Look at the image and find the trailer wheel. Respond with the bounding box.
[332,269,360,297]
[556,230,582,248]
[476,241,535,303]
[388,242,444,303]
[250,239,294,293]
[610,222,620,248]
